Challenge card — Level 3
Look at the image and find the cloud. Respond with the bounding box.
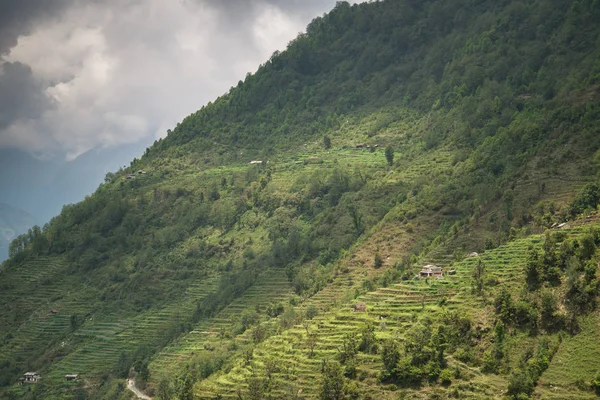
[0,0,349,160]
[0,61,54,130]
[0,0,74,55]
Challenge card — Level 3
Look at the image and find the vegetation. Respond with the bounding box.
[1,0,600,399]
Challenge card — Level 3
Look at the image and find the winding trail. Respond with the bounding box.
[126,378,152,400]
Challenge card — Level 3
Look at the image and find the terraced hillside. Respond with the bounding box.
[195,220,600,399]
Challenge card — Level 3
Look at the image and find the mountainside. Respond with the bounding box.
[0,203,37,262]
[2,0,600,399]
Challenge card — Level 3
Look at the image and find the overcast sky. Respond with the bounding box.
[0,0,354,161]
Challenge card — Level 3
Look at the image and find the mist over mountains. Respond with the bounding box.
[0,140,150,260]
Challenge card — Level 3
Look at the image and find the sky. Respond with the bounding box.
[0,0,354,161]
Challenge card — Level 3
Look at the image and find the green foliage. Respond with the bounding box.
[373,251,383,269]
[592,370,600,395]
[384,146,394,166]
[358,323,377,354]
[495,289,516,325]
[507,369,534,399]
[471,259,486,296]
[569,182,600,216]
[338,333,359,366]
[540,290,560,331]
[381,337,401,380]
[320,360,346,400]
[439,368,453,386]
[525,250,541,291]
[306,304,318,320]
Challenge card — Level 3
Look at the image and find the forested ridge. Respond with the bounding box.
[2,0,600,399]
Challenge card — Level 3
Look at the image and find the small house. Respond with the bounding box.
[448,269,457,275]
[354,302,367,312]
[48,309,58,316]
[65,374,79,381]
[419,265,443,279]
[355,143,366,149]
[467,252,479,258]
[137,170,146,175]
[24,372,41,383]
[126,174,136,179]
[249,160,263,165]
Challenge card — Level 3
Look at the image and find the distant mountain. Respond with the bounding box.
[0,141,150,223]
[0,203,37,262]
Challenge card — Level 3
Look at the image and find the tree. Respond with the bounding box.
[540,290,559,330]
[569,182,600,216]
[70,314,79,331]
[381,338,401,378]
[494,288,516,325]
[359,323,377,353]
[502,189,514,221]
[134,360,150,382]
[347,204,364,236]
[307,330,319,358]
[337,333,358,365]
[104,172,116,183]
[507,369,534,398]
[175,373,195,400]
[324,135,332,149]
[385,146,394,166]
[320,360,345,400]
[525,250,541,291]
[374,251,383,268]
[471,259,486,296]
[246,372,268,400]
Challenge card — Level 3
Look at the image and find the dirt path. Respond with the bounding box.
[126,378,152,400]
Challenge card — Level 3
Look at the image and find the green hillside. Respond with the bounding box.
[1,0,600,399]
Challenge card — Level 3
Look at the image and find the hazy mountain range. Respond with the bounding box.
[0,141,150,260]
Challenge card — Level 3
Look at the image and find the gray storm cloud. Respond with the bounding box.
[0,0,350,160]
[0,0,74,55]
[0,61,54,130]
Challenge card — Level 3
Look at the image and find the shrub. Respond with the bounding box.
[591,370,600,394]
[569,182,600,216]
[439,368,453,386]
[306,304,318,320]
[454,347,474,364]
[385,146,394,166]
[374,251,384,268]
[507,369,534,398]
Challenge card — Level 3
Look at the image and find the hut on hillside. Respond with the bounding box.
[354,302,367,312]
[23,372,41,383]
[419,265,443,279]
